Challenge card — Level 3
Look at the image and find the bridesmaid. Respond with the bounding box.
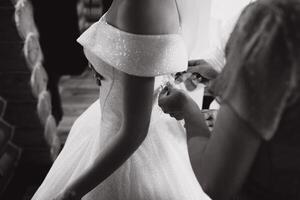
[159,0,300,199]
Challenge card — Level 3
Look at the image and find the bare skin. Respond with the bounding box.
[158,87,262,200]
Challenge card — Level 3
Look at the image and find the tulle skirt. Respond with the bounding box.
[32,89,210,200]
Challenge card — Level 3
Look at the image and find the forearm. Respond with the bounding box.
[184,105,211,183]
[183,100,211,140]
[187,135,209,184]
[182,98,212,185]
[66,127,147,198]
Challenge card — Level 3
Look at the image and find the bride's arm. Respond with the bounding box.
[63,75,155,199]
[57,1,181,199]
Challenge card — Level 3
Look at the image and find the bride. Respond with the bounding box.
[32,0,210,199]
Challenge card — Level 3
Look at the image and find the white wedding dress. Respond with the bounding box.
[32,6,210,200]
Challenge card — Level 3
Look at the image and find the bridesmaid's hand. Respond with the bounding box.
[173,59,219,91]
[158,86,186,120]
[188,59,219,80]
[158,85,197,120]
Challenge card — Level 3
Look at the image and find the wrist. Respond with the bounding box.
[182,97,210,139]
[182,96,200,122]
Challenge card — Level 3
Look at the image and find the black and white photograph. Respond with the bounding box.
[0,0,300,199]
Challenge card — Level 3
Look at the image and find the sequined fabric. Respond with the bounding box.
[77,14,188,77]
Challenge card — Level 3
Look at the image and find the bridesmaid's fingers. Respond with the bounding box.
[159,84,175,99]
[187,60,219,80]
[188,59,204,67]
[184,78,197,91]
[171,113,184,120]
[162,86,170,95]
[158,97,170,114]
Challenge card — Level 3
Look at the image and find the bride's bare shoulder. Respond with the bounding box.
[106,0,180,35]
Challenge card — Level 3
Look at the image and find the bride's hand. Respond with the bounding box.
[52,190,80,200]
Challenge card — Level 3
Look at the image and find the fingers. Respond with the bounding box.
[169,112,184,120]
[188,59,204,67]
[158,88,175,113]
[188,65,219,80]
[159,86,169,97]
[159,83,175,97]
[188,59,210,73]
[187,62,208,73]
[158,88,169,111]
[175,73,191,84]
[158,86,186,114]
[183,78,197,91]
